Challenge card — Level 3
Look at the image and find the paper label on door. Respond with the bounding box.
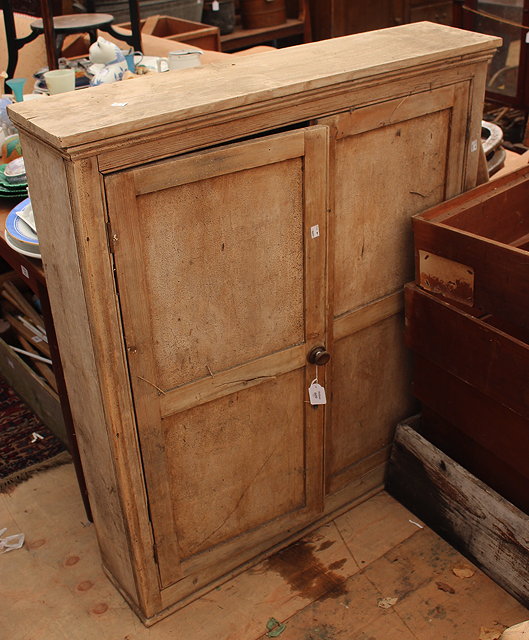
[212,1,220,10]
[308,381,326,405]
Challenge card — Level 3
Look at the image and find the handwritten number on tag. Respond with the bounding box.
[308,381,326,405]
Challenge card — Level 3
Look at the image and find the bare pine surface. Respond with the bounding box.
[1,464,527,640]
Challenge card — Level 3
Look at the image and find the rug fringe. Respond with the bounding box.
[0,452,72,493]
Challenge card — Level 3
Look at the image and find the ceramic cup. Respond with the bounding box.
[157,50,203,72]
[44,69,75,95]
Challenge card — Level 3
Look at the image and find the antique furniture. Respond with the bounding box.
[454,0,529,109]
[406,165,529,513]
[308,0,453,41]
[9,22,498,624]
[220,0,310,51]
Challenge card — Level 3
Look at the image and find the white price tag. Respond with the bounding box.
[308,380,326,405]
[212,0,220,10]
[470,140,478,153]
[21,266,29,279]
[311,224,320,239]
[526,31,529,44]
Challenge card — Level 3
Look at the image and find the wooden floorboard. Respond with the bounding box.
[0,464,527,639]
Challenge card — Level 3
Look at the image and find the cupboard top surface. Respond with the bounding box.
[9,22,498,151]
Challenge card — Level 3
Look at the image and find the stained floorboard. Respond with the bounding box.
[0,465,527,639]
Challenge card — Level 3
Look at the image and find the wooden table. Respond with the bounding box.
[0,200,91,520]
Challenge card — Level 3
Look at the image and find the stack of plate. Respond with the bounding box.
[5,197,40,258]
[0,157,28,199]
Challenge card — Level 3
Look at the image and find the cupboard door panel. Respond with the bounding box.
[105,127,328,590]
[164,369,306,559]
[319,84,470,502]
[139,158,305,389]
[327,315,415,495]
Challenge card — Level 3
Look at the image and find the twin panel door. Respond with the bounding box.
[104,83,469,596]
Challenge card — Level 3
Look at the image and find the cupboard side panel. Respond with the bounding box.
[18,138,142,606]
[66,159,163,616]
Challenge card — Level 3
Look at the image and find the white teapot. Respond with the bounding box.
[88,37,128,86]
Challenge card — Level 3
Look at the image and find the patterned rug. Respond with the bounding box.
[0,375,70,492]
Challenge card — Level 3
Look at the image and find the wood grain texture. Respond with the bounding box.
[320,81,469,504]
[8,23,499,150]
[106,126,327,596]
[413,166,529,329]
[0,336,66,443]
[105,170,182,589]
[9,25,497,623]
[405,284,529,421]
[137,156,304,389]
[164,370,306,559]
[329,102,449,315]
[387,423,529,610]
[65,158,162,616]
[160,344,306,416]
[18,138,140,606]
[91,58,492,173]
[326,315,416,495]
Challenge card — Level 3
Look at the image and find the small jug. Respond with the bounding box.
[157,50,203,72]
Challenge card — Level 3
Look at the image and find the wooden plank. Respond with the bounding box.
[405,284,529,421]
[93,58,493,172]
[416,164,529,223]
[332,83,457,139]
[5,312,51,358]
[64,157,162,616]
[333,291,403,341]
[18,335,58,393]
[424,174,529,244]
[3,280,46,329]
[160,344,306,416]
[0,336,66,444]
[8,23,499,149]
[105,171,183,589]
[387,423,529,610]
[18,138,141,610]
[302,125,328,515]
[413,215,529,327]
[414,357,529,514]
[133,131,305,195]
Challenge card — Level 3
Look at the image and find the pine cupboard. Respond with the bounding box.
[9,22,498,624]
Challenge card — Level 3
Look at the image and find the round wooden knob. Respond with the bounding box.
[307,346,331,366]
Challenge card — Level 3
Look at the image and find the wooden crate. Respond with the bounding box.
[0,336,67,445]
[116,15,221,51]
[405,283,529,514]
[412,164,529,337]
